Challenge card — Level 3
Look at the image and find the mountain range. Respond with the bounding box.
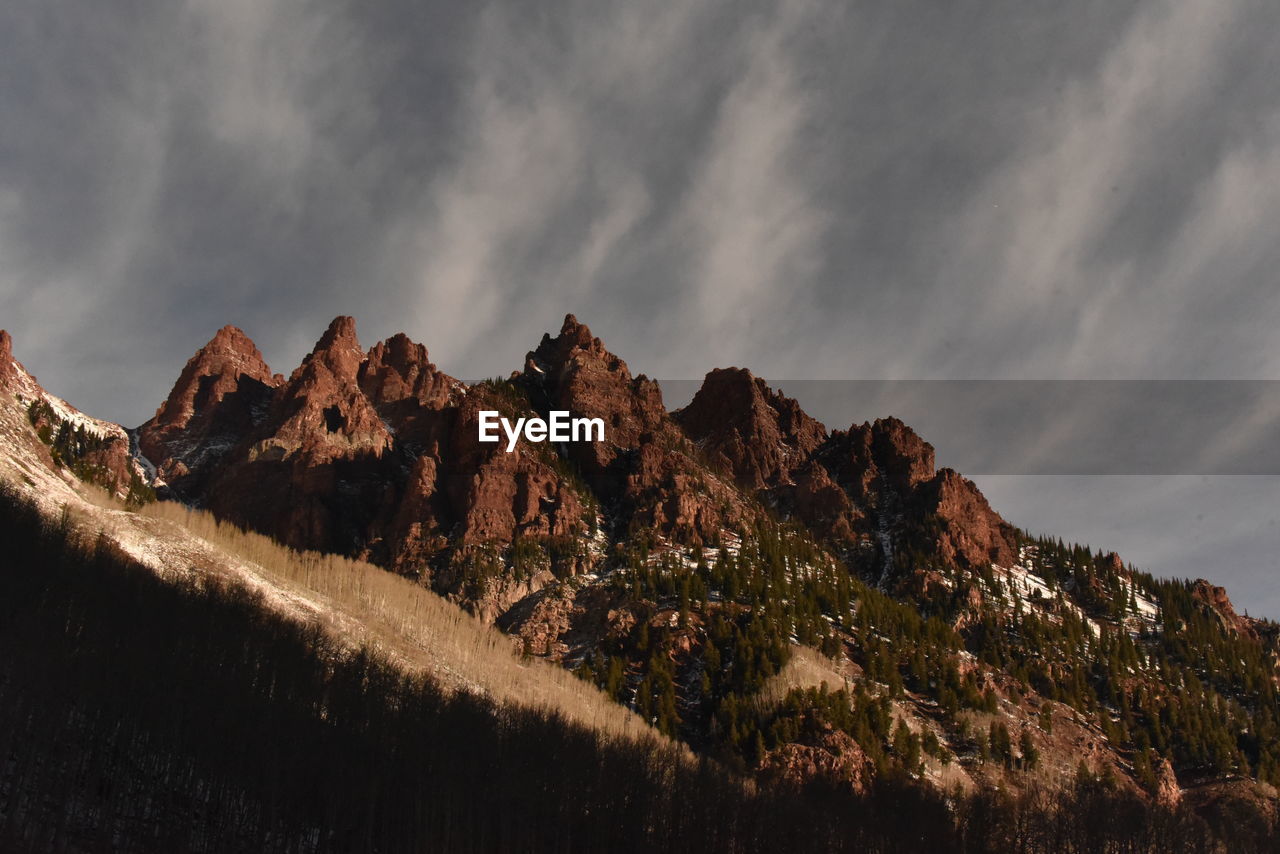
[1,316,1278,850]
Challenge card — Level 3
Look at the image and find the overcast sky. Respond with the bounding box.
[3,1,1279,613]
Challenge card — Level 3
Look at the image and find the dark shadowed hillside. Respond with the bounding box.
[3,485,1272,852]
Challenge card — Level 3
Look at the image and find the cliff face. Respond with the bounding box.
[181,317,394,556]
[134,314,1021,592]
[521,315,755,544]
[137,318,600,588]
[676,367,827,491]
[138,325,282,495]
[1193,578,1262,639]
[0,330,15,386]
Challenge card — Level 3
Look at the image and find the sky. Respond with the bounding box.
[2,1,1279,613]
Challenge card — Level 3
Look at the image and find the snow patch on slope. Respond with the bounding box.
[4,352,157,488]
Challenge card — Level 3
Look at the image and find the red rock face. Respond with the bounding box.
[795,416,1017,578]
[782,460,862,543]
[913,468,1018,569]
[758,728,871,794]
[0,330,14,385]
[676,367,827,491]
[524,314,668,483]
[523,315,753,544]
[1192,578,1258,639]
[821,417,937,505]
[82,441,140,496]
[137,325,282,492]
[249,315,393,464]
[440,390,590,547]
[782,417,932,557]
[135,317,598,588]
[135,313,1021,606]
[201,318,407,554]
[143,326,278,435]
[359,333,456,409]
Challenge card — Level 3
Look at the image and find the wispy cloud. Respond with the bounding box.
[4,0,1280,610]
[367,1,719,374]
[668,0,828,359]
[926,0,1251,378]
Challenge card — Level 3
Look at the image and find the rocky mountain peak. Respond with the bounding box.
[1193,578,1257,638]
[809,416,1017,574]
[527,313,615,374]
[137,326,281,492]
[208,324,257,352]
[677,367,827,490]
[818,416,936,506]
[295,315,365,382]
[257,316,390,461]
[317,314,360,350]
[524,314,664,442]
[558,313,595,347]
[519,316,753,542]
[865,416,936,489]
[144,326,278,433]
[0,329,31,391]
[918,468,1018,569]
[360,333,454,408]
[372,332,427,366]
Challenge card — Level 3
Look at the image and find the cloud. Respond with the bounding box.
[4,0,1277,400]
[182,0,320,176]
[357,0,834,380]
[666,0,828,358]
[4,0,1280,608]
[364,1,720,376]
[0,4,174,409]
[910,0,1280,381]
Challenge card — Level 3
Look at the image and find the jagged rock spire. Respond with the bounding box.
[146,325,278,433]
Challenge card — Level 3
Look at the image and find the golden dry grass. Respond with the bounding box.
[134,500,666,745]
[756,644,850,709]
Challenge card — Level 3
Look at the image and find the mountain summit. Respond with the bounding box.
[138,325,281,493]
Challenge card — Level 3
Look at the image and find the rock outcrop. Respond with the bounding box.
[523,314,668,485]
[132,315,1023,597]
[1192,579,1258,639]
[758,729,872,794]
[820,417,937,506]
[809,417,1017,576]
[914,468,1018,569]
[1153,757,1182,807]
[523,315,753,544]
[359,332,457,411]
[135,318,598,597]
[0,330,15,386]
[138,325,282,493]
[676,367,827,491]
[247,315,393,464]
